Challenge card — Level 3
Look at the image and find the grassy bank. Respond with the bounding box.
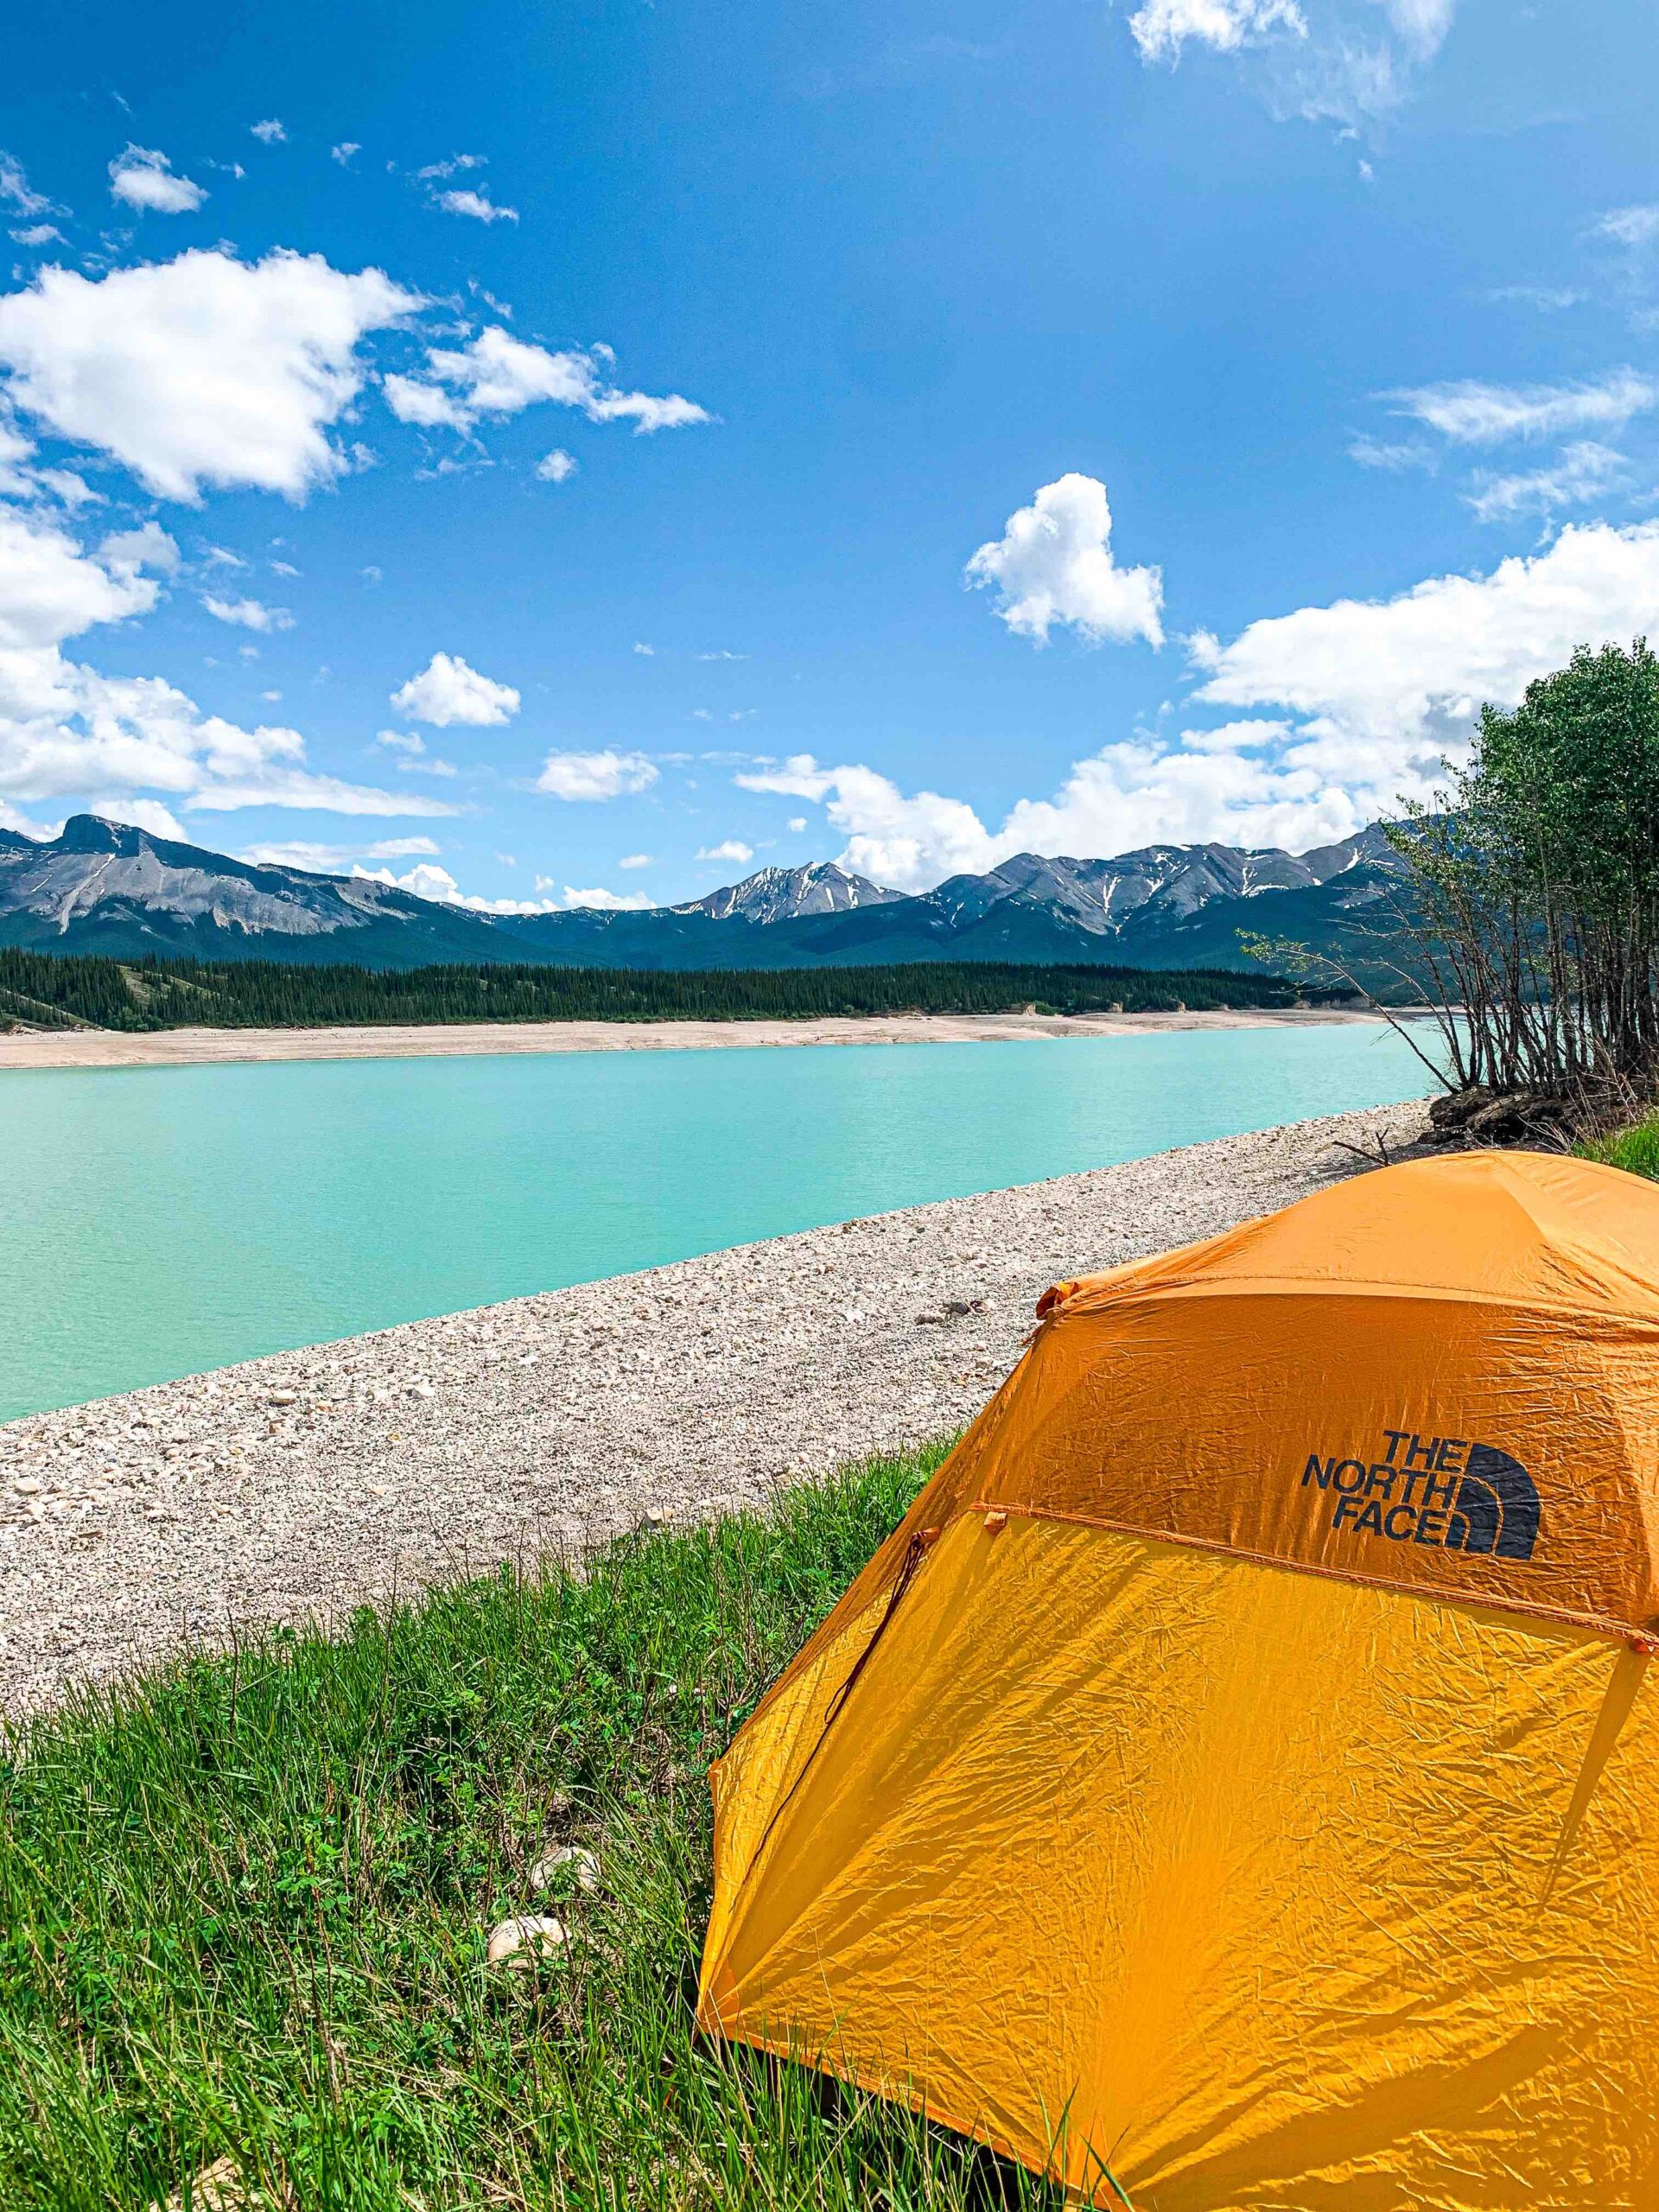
[0,1443,1056,2211]
[1576,1109,1659,1181]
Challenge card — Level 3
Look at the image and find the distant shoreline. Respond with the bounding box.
[0,1004,1403,1071]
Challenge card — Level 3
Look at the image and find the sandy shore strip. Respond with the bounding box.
[0,1004,1390,1072]
[0,1100,1428,1716]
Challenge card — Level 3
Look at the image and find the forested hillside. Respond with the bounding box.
[0,949,1335,1033]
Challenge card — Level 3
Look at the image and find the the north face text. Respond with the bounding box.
[1300,1427,1540,1562]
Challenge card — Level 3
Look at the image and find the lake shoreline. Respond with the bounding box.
[0,1003,1397,1072]
[0,1097,1432,1716]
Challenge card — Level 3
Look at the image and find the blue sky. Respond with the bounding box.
[3,0,1658,910]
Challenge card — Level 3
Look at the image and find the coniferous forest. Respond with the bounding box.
[0,948,1337,1033]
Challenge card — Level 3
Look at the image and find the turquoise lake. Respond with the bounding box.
[0,1026,1437,1421]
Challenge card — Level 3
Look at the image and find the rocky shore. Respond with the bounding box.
[0,1100,1429,1717]
[0,1004,1393,1071]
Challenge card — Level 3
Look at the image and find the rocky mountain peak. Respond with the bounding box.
[672,861,903,925]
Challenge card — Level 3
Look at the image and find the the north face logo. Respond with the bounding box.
[1300,1429,1540,1562]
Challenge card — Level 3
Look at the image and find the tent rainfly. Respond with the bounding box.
[698,1150,1659,2210]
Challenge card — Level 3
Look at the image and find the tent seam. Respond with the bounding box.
[1061,1280,1659,1325]
[963,1499,1658,1650]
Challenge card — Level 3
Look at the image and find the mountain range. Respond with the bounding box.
[0,814,1408,976]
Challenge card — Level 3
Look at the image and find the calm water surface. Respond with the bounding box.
[0,1026,1435,1421]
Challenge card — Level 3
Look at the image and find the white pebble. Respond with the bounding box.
[486,1914,567,1965]
[530,1845,600,1895]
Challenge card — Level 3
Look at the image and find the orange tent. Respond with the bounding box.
[698,1152,1659,2209]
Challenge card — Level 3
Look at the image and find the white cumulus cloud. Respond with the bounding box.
[437,188,518,223]
[536,747,658,801]
[738,524,1659,887]
[735,757,994,888]
[696,839,753,865]
[1128,0,1306,65]
[964,474,1163,647]
[737,744,1357,890]
[0,652,460,816]
[90,798,188,838]
[351,855,572,914]
[1192,519,1659,785]
[1176,716,1291,753]
[202,594,293,632]
[108,147,206,215]
[384,327,709,437]
[0,249,417,503]
[0,503,457,819]
[391,650,519,727]
[536,448,577,482]
[557,884,655,910]
[99,522,180,576]
[250,120,287,145]
[0,503,162,647]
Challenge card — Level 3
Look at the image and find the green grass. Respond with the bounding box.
[1575,1109,1659,1181]
[0,1442,1062,2212]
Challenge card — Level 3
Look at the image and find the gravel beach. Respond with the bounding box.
[0,1099,1428,1718]
[0,1005,1387,1071]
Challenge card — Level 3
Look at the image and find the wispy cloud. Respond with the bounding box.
[1592,205,1659,249]
[1463,441,1628,523]
[1125,0,1456,127]
[1487,283,1585,313]
[1382,368,1659,445]
[0,152,58,219]
[1348,434,1437,474]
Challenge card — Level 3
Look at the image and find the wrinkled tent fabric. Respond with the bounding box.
[697,1152,1659,2209]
